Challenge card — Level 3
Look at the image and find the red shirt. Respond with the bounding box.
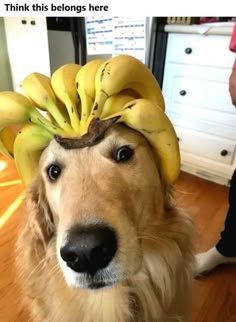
[230,23,236,52]
[230,23,236,69]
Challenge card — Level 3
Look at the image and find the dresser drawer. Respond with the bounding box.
[172,76,233,113]
[166,33,235,68]
[175,127,236,165]
[162,63,235,114]
[167,108,236,140]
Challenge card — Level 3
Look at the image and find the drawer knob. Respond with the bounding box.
[21,19,27,25]
[179,90,187,96]
[185,47,192,54]
[221,149,228,156]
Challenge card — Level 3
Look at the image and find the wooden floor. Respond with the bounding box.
[0,154,236,322]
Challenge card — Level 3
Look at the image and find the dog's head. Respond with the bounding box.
[32,124,167,290]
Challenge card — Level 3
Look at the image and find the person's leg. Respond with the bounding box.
[195,169,236,276]
[216,169,236,256]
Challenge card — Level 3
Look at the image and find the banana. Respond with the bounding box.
[0,127,16,158]
[51,64,82,133]
[14,124,53,186]
[103,98,180,184]
[21,72,73,134]
[0,91,62,135]
[89,55,165,122]
[51,99,71,125]
[0,56,178,187]
[100,91,136,119]
[75,59,106,134]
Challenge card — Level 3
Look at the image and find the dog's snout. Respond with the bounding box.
[60,225,117,274]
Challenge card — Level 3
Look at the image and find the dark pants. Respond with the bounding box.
[216,169,236,257]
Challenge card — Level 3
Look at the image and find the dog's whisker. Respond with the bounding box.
[137,236,160,243]
[14,251,58,293]
[27,253,57,280]
[137,232,162,242]
[47,264,62,282]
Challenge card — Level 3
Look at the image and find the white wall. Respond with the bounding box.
[0,17,13,91]
[4,17,51,92]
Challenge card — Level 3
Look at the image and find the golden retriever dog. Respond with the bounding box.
[16,124,194,322]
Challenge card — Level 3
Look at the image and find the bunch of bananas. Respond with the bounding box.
[0,55,180,186]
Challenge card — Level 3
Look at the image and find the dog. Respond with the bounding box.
[16,124,194,322]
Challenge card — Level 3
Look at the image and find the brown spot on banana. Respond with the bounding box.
[156,129,166,134]
[100,62,110,82]
[100,89,109,98]
[141,129,154,134]
[124,102,136,110]
[93,102,98,111]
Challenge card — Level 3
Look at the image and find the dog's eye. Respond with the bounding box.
[114,146,134,162]
[47,164,61,181]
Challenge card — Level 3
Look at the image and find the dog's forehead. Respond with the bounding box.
[40,124,146,166]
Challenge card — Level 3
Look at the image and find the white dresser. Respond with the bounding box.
[162,23,236,185]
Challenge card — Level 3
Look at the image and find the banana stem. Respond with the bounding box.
[79,94,94,135]
[30,109,64,135]
[46,101,73,134]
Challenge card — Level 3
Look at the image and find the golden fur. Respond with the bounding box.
[16,125,194,322]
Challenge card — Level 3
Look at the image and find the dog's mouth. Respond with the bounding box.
[87,279,115,289]
[58,254,119,290]
[76,270,119,290]
[89,281,107,289]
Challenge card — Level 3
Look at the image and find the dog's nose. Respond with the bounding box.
[60,225,117,275]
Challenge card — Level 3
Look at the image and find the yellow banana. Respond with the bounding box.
[0,139,11,158]
[103,98,180,184]
[0,127,16,158]
[21,72,73,134]
[14,124,53,186]
[0,91,62,135]
[53,99,71,125]
[89,55,165,121]
[0,56,178,187]
[100,91,136,119]
[76,59,106,134]
[51,64,82,133]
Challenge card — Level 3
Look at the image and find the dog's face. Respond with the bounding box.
[39,124,164,289]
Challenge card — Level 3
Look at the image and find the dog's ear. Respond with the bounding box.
[151,147,175,212]
[161,179,176,212]
[26,176,55,249]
